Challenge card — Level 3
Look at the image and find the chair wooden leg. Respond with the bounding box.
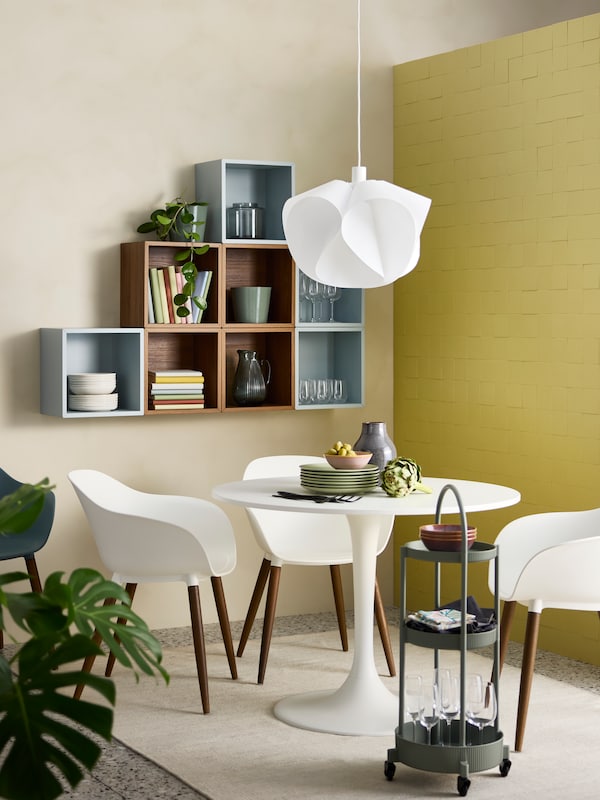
[257,565,281,685]
[105,583,137,677]
[329,565,349,652]
[24,554,43,593]
[211,576,237,680]
[188,585,210,713]
[237,558,271,657]
[374,576,396,677]
[515,610,541,752]
[498,600,517,676]
[74,596,117,700]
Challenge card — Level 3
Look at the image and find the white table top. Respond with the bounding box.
[212,475,521,518]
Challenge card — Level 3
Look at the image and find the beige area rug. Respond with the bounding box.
[110,629,599,799]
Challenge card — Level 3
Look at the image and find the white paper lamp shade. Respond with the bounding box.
[282,168,432,288]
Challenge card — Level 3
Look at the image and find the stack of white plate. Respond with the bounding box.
[300,463,380,495]
[67,373,118,412]
[68,393,119,412]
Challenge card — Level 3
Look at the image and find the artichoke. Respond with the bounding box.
[381,456,432,497]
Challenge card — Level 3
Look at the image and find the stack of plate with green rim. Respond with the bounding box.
[300,463,380,494]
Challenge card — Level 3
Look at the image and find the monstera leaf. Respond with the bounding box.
[0,481,168,800]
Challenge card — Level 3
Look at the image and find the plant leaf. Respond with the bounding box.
[136,221,158,234]
[0,638,114,800]
[0,480,53,535]
[66,570,168,682]
[181,263,197,280]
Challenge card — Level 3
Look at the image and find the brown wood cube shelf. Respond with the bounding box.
[120,241,295,414]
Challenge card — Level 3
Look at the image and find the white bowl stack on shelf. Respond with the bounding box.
[67,373,118,412]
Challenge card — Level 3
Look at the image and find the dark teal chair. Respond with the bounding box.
[0,467,56,647]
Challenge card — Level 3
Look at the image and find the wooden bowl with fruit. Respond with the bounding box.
[324,442,373,470]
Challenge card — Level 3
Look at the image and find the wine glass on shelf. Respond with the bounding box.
[438,669,460,746]
[307,279,322,322]
[466,674,497,745]
[418,680,439,745]
[316,378,333,405]
[333,378,347,404]
[324,284,342,321]
[404,674,423,741]
[298,379,311,405]
[298,272,313,322]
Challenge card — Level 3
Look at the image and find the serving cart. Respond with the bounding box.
[384,484,512,796]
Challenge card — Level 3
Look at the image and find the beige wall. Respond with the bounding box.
[393,13,600,664]
[1,0,598,638]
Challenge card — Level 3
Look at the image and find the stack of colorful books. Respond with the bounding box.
[148,267,212,324]
[148,369,205,410]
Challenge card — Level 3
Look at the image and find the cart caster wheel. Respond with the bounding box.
[384,761,396,781]
[457,776,471,796]
[499,758,512,777]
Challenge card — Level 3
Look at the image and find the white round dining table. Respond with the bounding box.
[212,475,520,736]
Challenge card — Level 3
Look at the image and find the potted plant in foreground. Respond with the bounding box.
[137,197,210,320]
[0,479,168,800]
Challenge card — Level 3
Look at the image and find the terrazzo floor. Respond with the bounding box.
[62,610,599,799]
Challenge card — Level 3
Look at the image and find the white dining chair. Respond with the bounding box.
[236,455,396,683]
[68,469,238,713]
[489,507,600,751]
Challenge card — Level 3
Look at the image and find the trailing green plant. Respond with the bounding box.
[0,479,168,800]
[137,197,210,319]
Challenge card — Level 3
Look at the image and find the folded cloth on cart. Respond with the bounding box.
[445,594,496,631]
[407,608,476,631]
[406,595,496,634]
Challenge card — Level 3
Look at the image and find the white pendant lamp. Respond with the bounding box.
[282,0,431,289]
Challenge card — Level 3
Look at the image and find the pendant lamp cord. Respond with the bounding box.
[356,0,362,168]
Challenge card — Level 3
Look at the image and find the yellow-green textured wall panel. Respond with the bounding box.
[393,14,600,665]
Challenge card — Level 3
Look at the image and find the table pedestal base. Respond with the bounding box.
[275,513,398,736]
[274,673,398,736]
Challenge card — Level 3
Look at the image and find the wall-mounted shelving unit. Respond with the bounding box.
[39,328,144,418]
[195,159,295,243]
[295,273,364,409]
[38,159,367,418]
[120,240,295,414]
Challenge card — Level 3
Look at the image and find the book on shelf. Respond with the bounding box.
[150,385,204,393]
[147,276,155,323]
[148,393,204,400]
[149,268,164,323]
[163,270,176,323]
[174,269,191,323]
[151,398,205,405]
[148,369,204,383]
[151,402,205,410]
[192,270,213,324]
[167,265,182,324]
[156,269,170,323]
